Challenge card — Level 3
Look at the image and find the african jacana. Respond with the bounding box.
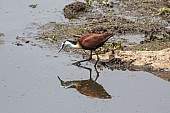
[58,33,113,65]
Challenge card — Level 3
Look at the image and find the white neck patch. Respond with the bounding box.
[64,40,79,48]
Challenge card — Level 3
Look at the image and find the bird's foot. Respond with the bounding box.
[72,61,81,66]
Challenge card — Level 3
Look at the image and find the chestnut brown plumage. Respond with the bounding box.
[58,33,113,65]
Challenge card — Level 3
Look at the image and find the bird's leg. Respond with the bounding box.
[94,63,99,81]
[94,51,99,66]
[72,50,93,65]
[73,64,93,79]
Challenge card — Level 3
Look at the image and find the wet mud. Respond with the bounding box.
[36,0,170,79]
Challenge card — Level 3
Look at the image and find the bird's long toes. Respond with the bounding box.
[72,62,81,66]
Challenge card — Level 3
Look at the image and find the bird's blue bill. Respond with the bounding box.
[58,48,62,53]
[58,42,65,53]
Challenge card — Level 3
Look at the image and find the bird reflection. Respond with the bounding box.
[58,65,111,99]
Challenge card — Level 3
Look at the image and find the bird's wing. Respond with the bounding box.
[79,33,112,50]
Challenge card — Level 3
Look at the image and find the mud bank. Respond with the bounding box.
[93,48,170,70]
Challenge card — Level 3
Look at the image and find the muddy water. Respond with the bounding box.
[0,0,170,113]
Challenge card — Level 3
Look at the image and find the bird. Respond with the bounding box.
[58,33,113,65]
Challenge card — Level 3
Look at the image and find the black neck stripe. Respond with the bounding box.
[66,40,77,45]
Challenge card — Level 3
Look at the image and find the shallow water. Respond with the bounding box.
[0,0,170,113]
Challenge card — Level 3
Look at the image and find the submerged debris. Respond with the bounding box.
[0,32,5,45]
[0,32,5,37]
[29,4,38,8]
[13,36,31,46]
[0,40,5,45]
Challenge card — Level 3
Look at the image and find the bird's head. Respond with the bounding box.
[58,40,78,53]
